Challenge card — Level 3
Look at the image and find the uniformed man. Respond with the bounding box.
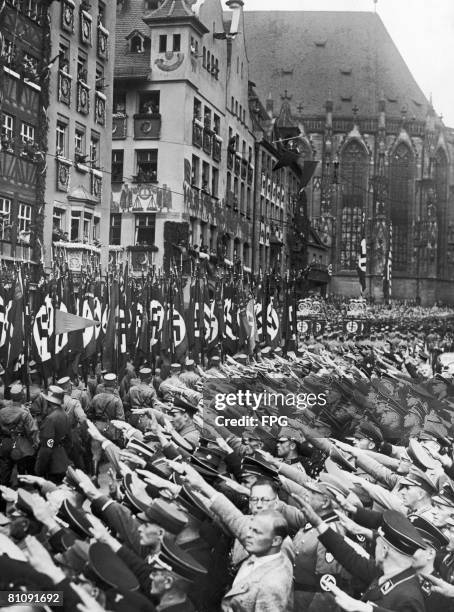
[292,480,351,612]
[35,387,71,484]
[95,372,120,397]
[353,422,384,452]
[56,376,87,470]
[0,384,39,487]
[124,367,160,413]
[167,397,200,451]
[398,469,437,519]
[275,426,306,470]
[88,373,125,482]
[179,359,201,390]
[148,535,207,612]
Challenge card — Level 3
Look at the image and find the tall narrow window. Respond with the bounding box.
[173,34,181,52]
[21,122,35,143]
[71,211,81,241]
[135,214,155,245]
[389,143,413,271]
[112,150,124,182]
[0,198,11,240]
[56,121,67,157]
[159,35,167,53]
[1,113,14,140]
[339,140,368,270]
[110,214,121,245]
[435,148,448,275]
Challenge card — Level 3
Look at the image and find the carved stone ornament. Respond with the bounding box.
[58,70,72,106]
[77,81,90,115]
[95,92,106,126]
[56,158,71,192]
[80,10,92,46]
[61,0,75,32]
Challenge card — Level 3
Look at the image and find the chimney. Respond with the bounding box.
[226,0,244,35]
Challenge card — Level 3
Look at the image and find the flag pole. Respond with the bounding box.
[23,267,31,402]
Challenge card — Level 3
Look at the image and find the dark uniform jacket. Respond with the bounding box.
[35,407,71,475]
[0,402,38,459]
[318,526,426,612]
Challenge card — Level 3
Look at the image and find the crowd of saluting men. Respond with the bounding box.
[4,312,454,610]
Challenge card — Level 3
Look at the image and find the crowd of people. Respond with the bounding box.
[3,314,454,610]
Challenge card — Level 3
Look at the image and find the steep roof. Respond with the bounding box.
[145,0,195,19]
[115,0,151,79]
[243,11,429,121]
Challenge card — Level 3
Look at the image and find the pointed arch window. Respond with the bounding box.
[339,140,368,270]
[389,143,413,271]
[435,148,448,274]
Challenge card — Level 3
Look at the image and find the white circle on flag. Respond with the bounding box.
[320,574,337,592]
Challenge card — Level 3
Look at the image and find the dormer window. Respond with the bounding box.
[131,34,144,53]
[126,30,150,53]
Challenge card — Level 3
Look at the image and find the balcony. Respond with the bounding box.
[53,240,101,272]
[134,113,161,139]
[212,136,222,163]
[97,24,109,60]
[202,130,212,156]
[77,80,90,114]
[56,156,72,192]
[58,70,72,106]
[95,90,106,126]
[112,114,127,139]
[192,119,203,148]
[132,170,158,184]
[127,244,158,272]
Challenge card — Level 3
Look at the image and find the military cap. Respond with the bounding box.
[59,540,89,574]
[148,534,207,582]
[210,356,221,364]
[240,455,279,482]
[355,422,384,447]
[177,485,212,522]
[191,446,224,476]
[56,376,70,386]
[41,386,64,405]
[242,427,262,442]
[301,480,326,496]
[185,359,195,367]
[400,467,437,495]
[170,396,199,416]
[88,542,139,591]
[278,427,304,445]
[137,499,188,534]
[123,472,153,513]
[58,499,93,539]
[170,363,182,371]
[9,384,24,400]
[318,473,351,499]
[433,480,454,507]
[407,439,439,471]
[103,372,117,385]
[379,510,428,555]
[138,367,152,378]
[126,438,156,460]
[408,514,449,550]
[329,446,357,473]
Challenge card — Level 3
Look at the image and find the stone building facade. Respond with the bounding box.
[111,0,255,274]
[45,0,116,272]
[244,10,454,304]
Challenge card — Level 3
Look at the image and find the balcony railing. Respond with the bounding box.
[134,113,161,139]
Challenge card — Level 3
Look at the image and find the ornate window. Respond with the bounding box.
[389,143,413,271]
[339,140,368,270]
